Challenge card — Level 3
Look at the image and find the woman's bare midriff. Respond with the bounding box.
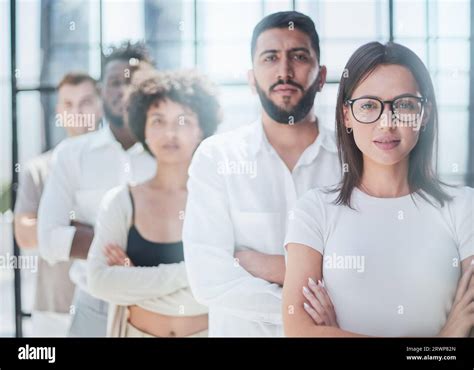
[128,305,208,337]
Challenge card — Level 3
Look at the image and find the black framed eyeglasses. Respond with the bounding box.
[344,95,427,124]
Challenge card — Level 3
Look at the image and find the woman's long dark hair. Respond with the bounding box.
[332,41,452,208]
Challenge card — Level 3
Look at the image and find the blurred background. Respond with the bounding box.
[0,0,472,337]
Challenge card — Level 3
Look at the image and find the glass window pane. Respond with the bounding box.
[17,1,101,87]
[198,42,250,83]
[17,0,41,86]
[320,1,380,39]
[0,0,13,337]
[264,0,293,15]
[0,83,11,190]
[179,41,196,69]
[394,0,426,38]
[197,0,261,42]
[144,1,193,69]
[102,0,144,45]
[145,1,189,42]
[436,0,470,38]
[438,108,469,181]
[0,0,11,190]
[435,71,469,107]
[148,41,196,70]
[437,39,470,73]
[321,41,364,81]
[179,0,196,42]
[17,91,45,164]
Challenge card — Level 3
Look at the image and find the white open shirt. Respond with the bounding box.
[38,125,156,292]
[183,119,341,337]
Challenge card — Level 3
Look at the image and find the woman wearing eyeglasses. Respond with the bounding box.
[282,41,474,337]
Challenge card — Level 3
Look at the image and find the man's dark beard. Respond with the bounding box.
[103,102,124,128]
[255,77,319,124]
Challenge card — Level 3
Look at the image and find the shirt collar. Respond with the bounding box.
[299,121,339,165]
[247,117,338,161]
[89,124,116,150]
[90,122,146,155]
[247,118,270,157]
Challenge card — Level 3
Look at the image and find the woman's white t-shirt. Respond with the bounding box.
[284,185,474,336]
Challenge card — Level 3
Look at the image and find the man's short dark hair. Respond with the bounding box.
[57,72,99,94]
[101,41,153,77]
[127,70,222,155]
[251,11,321,63]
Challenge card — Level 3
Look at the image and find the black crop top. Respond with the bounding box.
[126,188,184,267]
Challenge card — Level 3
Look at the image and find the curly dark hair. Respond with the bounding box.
[101,41,154,77]
[127,70,222,154]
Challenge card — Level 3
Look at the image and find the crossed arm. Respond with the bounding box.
[37,145,95,263]
[14,157,92,258]
[283,243,474,337]
[182,142,285,324]
[14,213,39,249]
[234,250,285,286]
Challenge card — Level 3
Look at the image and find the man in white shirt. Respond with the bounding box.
[38,42,156,337]
[14,72,102,337]
[183,11,341,337]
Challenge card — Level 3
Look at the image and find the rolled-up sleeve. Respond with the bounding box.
[182,139,282,325]
[87,186,190,306]
[37,143,77,264]
[15,161,41,214]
